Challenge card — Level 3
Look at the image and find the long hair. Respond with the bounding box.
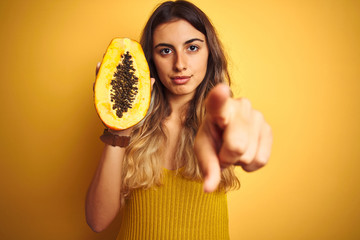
[121,0,240,200]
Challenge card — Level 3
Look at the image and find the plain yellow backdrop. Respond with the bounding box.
[1,0,359,239]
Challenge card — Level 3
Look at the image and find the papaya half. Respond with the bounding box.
[94,38,151,130]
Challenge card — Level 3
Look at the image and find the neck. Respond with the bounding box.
[165,92,193,120]
[162,92,192,170]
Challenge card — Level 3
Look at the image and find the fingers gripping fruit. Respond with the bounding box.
[94,38,151,130]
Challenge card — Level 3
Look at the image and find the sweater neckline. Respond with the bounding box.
[163,166,184,172]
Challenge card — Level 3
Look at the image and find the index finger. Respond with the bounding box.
[194,123,221,193]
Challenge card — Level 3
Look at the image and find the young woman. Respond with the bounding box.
[86,1,272,239]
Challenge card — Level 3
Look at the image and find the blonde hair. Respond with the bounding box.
[121,0,240,199]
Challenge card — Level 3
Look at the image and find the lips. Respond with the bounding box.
[171,75,192,85]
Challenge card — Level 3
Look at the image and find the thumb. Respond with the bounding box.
[93,62,102,92]
[206,83,232,129]
[95,61,101,77]
[150,78,155,92]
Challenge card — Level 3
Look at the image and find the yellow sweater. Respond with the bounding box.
[117,168,229,240]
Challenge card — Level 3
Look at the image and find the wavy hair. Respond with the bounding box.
[121,0,240,200]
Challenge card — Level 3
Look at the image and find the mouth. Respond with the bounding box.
[171,75,192,85]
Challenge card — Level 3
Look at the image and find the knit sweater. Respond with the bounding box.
[116,168,230,240]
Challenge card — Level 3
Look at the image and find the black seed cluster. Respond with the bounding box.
[110,51,139,118]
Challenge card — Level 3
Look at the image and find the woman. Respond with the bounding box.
[86,1,272,239]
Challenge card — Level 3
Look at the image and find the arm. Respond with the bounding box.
[85,129,131,232]
[86,62,130,232]
[86,62,155,231]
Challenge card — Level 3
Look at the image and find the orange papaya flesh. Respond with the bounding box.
[94,38,151,130]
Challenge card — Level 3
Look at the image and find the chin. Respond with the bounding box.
[169,86,195,97]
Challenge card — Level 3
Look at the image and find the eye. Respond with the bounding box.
[188,45,199,52]
[160,48,173,55]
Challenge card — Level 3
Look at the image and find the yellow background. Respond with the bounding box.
[1,0,359,239]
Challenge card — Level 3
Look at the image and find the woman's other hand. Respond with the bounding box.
[194,83,273,193]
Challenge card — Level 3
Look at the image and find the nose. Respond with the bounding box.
[174,52,187,72]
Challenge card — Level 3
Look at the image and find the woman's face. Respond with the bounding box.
[152,19,209,99]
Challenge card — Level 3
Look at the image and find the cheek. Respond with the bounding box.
[153,57,168,76]
[196,50,209,68]
[196,55,208,76]
[153,58,169,85]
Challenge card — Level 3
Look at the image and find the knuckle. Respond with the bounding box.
[236,98,253,122]
[263,121,271,132]
[253,110,264,123]
[242,165,253,172]
[263,123,273,141]
[239,155,252,165]
[240,97,252,109]
[254,159,267,168]
[225,140,247,156]
[255,154,269,167]
[243,160,266,172]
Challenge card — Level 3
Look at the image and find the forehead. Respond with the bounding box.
[153,19,206,45]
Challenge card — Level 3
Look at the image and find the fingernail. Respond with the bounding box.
[203,177,215,193]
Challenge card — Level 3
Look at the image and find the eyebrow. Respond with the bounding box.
[154,38,204,49]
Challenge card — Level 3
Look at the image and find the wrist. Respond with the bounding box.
[100,129,131,147]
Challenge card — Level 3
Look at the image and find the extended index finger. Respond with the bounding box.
[194,122,221,193]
